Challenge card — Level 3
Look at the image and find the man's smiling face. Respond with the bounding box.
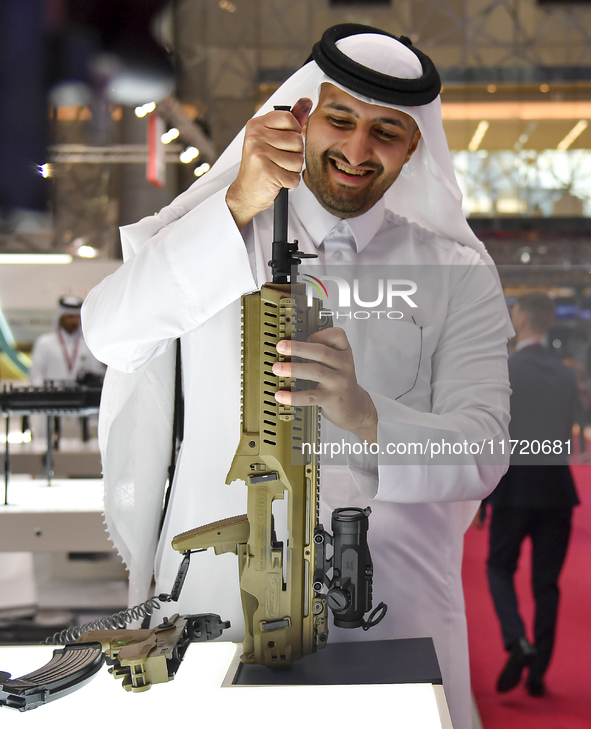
[302,84,421,218]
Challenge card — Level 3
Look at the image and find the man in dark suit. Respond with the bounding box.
[484,292,580,697]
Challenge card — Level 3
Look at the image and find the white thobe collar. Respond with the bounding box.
[290,176,386,253]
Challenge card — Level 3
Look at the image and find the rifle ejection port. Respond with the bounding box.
[261,618,290,632]
[249,473,278,484]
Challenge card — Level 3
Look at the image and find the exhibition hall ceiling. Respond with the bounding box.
[440,82,591,152]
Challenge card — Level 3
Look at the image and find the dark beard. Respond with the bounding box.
[304,148,387,218]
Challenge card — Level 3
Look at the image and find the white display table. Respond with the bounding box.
[2,437,102,480]
[0,478,113,552]
[0,641,453,728]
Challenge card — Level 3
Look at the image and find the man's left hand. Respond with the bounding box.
[273,327,377,444]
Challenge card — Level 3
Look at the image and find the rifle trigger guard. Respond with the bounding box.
[362,602,388,631]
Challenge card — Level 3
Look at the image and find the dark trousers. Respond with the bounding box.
[487,506,573,680]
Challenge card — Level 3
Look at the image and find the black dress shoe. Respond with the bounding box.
[496,637,536,693]
[526,677,546,697]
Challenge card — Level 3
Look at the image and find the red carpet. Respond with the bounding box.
[463,464,591,729]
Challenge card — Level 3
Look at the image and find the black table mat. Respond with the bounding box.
[233,637,442,686]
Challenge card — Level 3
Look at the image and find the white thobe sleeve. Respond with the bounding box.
[81,187,257,373]
[349,262,511,504]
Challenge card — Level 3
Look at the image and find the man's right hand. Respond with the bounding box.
[225,97,313,230]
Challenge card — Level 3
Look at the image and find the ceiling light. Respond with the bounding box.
[134,102,157,118]
[0,254,72,264]
[78,245,98,258]
[161,127,180,144]
[179,146,200,163]
[442,101,591,121]
[194,163,211,177]
[468,121,489,152]
[557,120,588,151]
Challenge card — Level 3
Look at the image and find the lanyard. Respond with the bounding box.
[57,330,81,374]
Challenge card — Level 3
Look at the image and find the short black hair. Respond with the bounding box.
[515,292,555,334]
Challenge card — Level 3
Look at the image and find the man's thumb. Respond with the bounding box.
[291,97,313,128]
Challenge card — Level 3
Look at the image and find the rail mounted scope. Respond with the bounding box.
[314,507,386,631]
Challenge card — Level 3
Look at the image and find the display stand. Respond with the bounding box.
[225,637,453,728]
[0,640,454,728]
[1,385,101,500]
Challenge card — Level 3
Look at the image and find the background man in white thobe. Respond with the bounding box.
[29,296,105,386]
[29,295,105,445]
[82,26,512,729]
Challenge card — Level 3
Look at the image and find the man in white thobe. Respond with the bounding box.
[29,296,105,386]
[82,26,511,729]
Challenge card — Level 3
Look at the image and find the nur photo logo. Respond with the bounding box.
[302,274,418,320]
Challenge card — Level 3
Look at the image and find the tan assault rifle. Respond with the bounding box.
[171,150,386,667]
[172,277,330,666]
